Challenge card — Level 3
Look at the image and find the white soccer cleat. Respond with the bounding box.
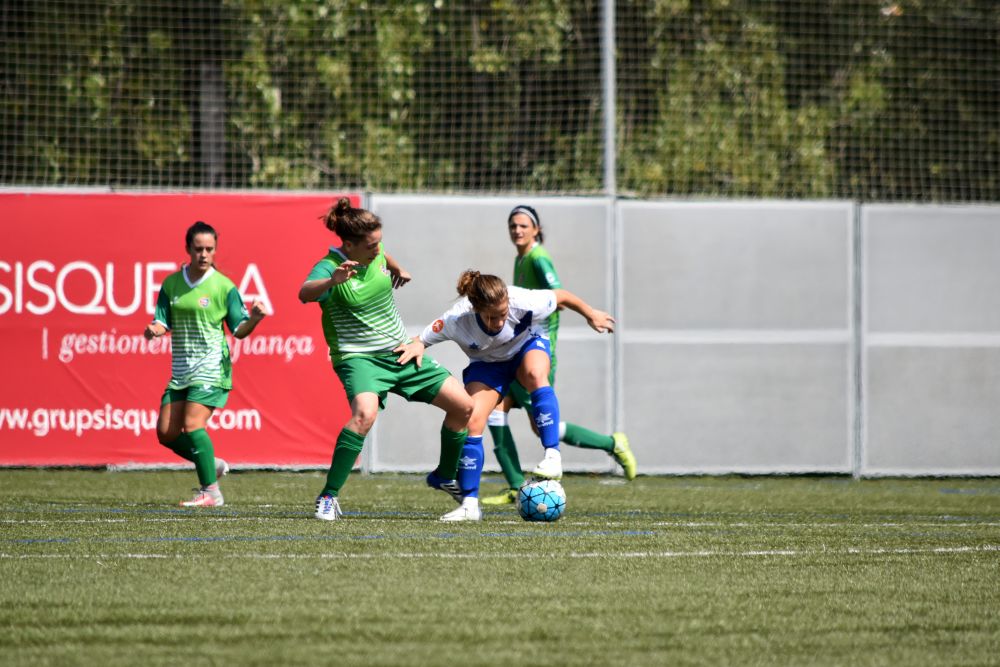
[440,498,482,522]
[215,458,230,478]
[180,487,224,507]
[314,494,343,521]
[531,448,563,480]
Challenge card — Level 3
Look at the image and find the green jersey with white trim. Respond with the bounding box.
[153,266,248,391]
[513,242,561,340]
[306,244,409,364]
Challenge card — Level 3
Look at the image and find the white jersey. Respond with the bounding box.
[420,286,558,362]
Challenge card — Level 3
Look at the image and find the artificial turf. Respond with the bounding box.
[2,470,998,666]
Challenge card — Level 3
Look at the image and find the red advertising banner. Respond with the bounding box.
[0,192,357,466]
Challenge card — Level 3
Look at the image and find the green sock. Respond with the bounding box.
[187,428,218,486]
[437,426,469,479]
[321,428,366,497]
[562,422,615,452]
[489,424,525,489]
[164,433,196,463]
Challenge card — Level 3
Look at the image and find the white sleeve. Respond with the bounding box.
[419,317,449,347]
[419,299,470,347]
[514,287,558,321]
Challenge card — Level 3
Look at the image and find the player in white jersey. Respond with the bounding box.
[396,270,614,521]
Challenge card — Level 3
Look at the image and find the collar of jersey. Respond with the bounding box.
[475,312,503,337]
[182,264,215,288]
[331,246,371,274]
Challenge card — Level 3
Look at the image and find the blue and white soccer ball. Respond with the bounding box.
[517,479,566,522]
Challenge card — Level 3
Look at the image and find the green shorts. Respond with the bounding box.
[161,385,229,409]
[335,352,452,410]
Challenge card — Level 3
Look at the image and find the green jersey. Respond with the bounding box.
[513,242,562,340]
[153,266,248,391]
[306,244,409,364]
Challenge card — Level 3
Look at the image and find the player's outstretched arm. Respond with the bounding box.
[298,261,359,302]
[553,288,615,334]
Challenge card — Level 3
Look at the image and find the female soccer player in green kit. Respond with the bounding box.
[300,198,473,521]
[480,205,638,505]
[145,221,267,507]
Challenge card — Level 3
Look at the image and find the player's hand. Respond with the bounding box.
[389,267,411,289]
[249,300,268,322]
[587,310,615,334]
[143,323,162,340]
[331,260,359,285]
[393,339,425,367]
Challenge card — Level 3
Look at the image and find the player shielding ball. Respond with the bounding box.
[145,221,267,507]
[300,198,473,521]
[396,270,615,521]
[482,204,636,505]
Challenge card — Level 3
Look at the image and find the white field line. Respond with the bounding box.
[4,517,999,527]
[2,545,998,560]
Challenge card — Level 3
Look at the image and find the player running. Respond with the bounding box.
[481,205,637,506]
[145,221,267,507]
[300,198,473,521]
[395,270,615,521]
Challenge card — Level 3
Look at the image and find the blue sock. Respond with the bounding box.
[530,386,561,449]
[457,435,484,498]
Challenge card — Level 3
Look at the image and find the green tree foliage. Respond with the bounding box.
[1,0,997,200]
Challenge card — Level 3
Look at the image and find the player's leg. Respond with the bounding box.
[440,382,498,522]
[396,356,471,504]
[482,393,524,505]
[315,356,391,520]
[315,392,378,520]
[516,342,562,480]
[156,392,192,461]
[560,422,637,479]
[179,399,224,507]
[428,375,473,489]
[319,391,378,498]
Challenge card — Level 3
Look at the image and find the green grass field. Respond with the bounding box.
[2,470,999,666]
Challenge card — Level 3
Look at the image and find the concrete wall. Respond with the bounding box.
[862,205,1000,475]
[359,196,1000,477]
[619,201,854,473]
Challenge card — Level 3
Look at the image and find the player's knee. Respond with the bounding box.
[452,394,474,422]
[521,370,549,391]
[156,428,178,445]
[349,409,377,435]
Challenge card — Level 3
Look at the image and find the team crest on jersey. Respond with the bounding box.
[199,296,210,307]
[432,319,444,333]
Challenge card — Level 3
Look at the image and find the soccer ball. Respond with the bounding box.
[517,479,566,522]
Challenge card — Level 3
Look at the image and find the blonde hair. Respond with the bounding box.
[456,270,507,311]
[323,197,381,243]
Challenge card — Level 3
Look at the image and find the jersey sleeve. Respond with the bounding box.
[153,287,171,329]
[224,287,250,333]
[526,288,559,320]
[419,300,469,347]
[532,254,562,289]
[305,258,336,301]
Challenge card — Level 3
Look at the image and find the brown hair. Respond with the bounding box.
[324,197,381,243]
[456,270,508,311]
[185,220,217,248]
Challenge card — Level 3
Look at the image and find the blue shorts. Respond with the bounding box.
[462,336,551,396]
